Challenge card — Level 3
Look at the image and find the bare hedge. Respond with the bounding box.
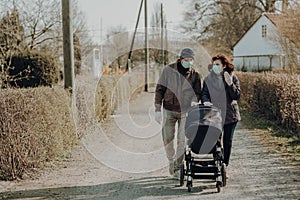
[0,87,77,180]
[75,72,144,137]
[0,72,145,180]
[236,71,300,135]
[96,73,145,122]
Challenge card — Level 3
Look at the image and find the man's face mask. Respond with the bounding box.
[181,60,193,68]
[212,64,222,75]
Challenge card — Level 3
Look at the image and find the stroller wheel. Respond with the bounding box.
[179,164,184,186]
[221,163,227,187]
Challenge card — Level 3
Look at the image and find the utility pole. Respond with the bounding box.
[144,0,149,92]
[165,22,168,65]
[126,0,144,72]
[62,0,74,94]
[161,3,164,66]
[99,17,103,77]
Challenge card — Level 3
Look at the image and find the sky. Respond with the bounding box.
[77,0,185,42]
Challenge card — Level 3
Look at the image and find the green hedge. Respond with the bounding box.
[236,72,300,135]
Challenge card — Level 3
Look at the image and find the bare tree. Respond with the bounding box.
[0,0,62,51]
[150,2,167,64]
[275,6,300,72]
[105,25,130,68]
[257,0,277,12]
[72,0,95,62]
[181,0,298,55]
[181,0,260,55]
[151,2,162,28]
[0,0,93,76]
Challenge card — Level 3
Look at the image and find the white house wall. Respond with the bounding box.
[233,15,285,71]
[234,55,283,71]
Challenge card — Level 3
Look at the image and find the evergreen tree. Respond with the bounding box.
[0,8,26,62]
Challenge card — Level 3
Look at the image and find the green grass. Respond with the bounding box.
[239,109,300,161]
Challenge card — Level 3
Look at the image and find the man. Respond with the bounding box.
[154,48,201,177]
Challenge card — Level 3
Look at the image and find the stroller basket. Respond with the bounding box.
[185,105,222,154]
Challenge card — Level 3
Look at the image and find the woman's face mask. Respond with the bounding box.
[212,65,222,74]
[212,60,223,75]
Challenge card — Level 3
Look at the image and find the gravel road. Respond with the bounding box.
[0,91,299,200]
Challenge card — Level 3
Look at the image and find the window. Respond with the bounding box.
[262,25,267,38]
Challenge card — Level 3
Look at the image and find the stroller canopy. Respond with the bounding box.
[185,105,222,154]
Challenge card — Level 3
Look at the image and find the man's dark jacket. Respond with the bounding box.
[155,61,201,113]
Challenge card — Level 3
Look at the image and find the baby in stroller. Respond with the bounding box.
[179,104,227,192]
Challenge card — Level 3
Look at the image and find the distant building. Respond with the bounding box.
[233,12,300,71]
[92,48,102,78]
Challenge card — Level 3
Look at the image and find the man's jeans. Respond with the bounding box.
[162,108,186,170]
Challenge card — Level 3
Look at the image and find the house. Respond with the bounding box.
[233,12,300,71]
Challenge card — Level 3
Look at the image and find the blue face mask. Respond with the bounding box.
[212,64,222,75]
[182,61,193,68]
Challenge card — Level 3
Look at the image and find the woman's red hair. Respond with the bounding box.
[212,54,234,73]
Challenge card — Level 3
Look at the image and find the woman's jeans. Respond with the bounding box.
[223,122,238,166]
[162,108,186,170]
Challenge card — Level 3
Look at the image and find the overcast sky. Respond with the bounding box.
[78,0,185,42]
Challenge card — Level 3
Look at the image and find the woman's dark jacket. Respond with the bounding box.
[155,60,201,113]
[201,72,241,125]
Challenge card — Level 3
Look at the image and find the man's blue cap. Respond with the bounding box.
[180,48,194,59]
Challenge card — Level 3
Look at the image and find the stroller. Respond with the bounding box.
[179,104,227,192]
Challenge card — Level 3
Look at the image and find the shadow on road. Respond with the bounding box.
[0,176,220,200]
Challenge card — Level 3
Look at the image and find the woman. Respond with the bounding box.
[201,54,241,178]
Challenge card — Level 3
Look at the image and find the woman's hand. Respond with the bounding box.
[224,71,233,86]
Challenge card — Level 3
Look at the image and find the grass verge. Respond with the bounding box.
[239,109,300,163]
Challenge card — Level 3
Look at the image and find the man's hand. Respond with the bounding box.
[224,71,233,86]
[203,102,213,106]
[155,111,162,124]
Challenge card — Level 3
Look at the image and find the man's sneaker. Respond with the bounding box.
[173,170,180,180]
[169,160,175,175]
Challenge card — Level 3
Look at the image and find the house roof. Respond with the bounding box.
[232,14,262,48]
[264,12,300,50]
[233,11,300,50]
